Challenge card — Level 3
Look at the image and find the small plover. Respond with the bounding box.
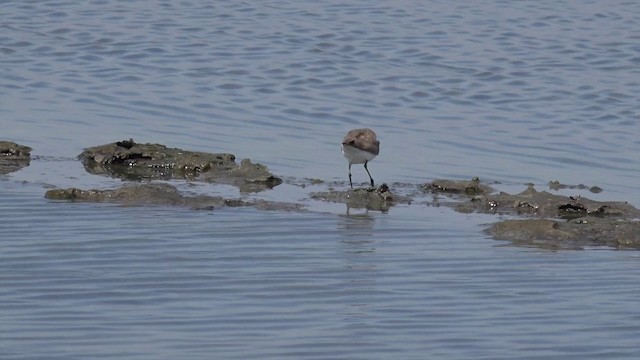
[341,128,379,188]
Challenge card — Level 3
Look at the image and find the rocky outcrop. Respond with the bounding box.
[78,139,281,191]
[457,185,640,218]
[458,185,640,248]
[0,141,31,174]
[5,138,640,249]
[488,218,640,249]
[423,177,494,196]
[45,183,304,212]
[311,183,408,212]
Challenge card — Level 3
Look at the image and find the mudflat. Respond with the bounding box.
[5,139,640,249]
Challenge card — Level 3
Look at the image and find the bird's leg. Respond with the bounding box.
[348,163,353,188]
[364,161,374,187]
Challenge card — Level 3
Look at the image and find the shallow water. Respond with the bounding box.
[3,181,640,359]
[2,0,640,359]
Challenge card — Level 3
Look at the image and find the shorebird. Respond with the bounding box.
[341,128,380,188]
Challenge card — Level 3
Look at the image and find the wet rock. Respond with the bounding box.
[548,180,602,193]
[78,139,235,179]
[468,185,640,248]
[488,218,640,249]
[45,183,204,206]
[8,137,640,250]
[45,183,304,212]
[78,139,281,191]
[458,185,640,219]
[198,158,282,192]
[423,177,493,196]
[311,183,405,212]
[0,141,31,174]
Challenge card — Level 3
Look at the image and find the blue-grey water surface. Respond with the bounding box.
[2,1,640,359]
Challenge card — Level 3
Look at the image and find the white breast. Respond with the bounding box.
[341,144,377,164]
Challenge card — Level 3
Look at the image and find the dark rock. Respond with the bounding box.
[311,183,405,212]
[0,141,31,174]
[423,177,493,196]
[548,180,602,193]
[470,185,640,248]
[458,185,640,219]
[198,158,283,192]
[78,139,281,192]
[45,183,304,212]
[45,183,193,206]
[488,218,640,249]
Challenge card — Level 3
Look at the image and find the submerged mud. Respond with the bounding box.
[5,139,640,249]
[311,183,408,212]
[0,141,31,175]
[45,183,304,212]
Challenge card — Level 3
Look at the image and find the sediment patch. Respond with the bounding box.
[0,141,31,175]
[45,183,304,212]
[78,139,281,191]
[310,183,406,212]
[6,139,640,249]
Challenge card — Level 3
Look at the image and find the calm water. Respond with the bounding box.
[2,1,640,359]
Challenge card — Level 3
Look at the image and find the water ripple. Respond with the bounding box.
[2,1,640,357]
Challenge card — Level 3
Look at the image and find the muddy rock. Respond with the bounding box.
[423,177,493,196]
[45,183,305,212]
[0,141,31,174]
[311,183,405,212]
[466,185,640,249]
[488,218,640,249]
[548,180,603,193]
[198,158,283,192]
[458,185,640,219]
[45,183,207,206]
[78,139,281,191]
[8,137,640,250]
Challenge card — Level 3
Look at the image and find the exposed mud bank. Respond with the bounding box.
[427,182,640,249]
[548,180,603,193]
[5,139,640,249]
[488,218,640,249]
[455,185,639,218]
[79,139,282,192]
[310,183,407,212]
[423,177,494,196]
[0,141,31,175]
[45,183,304,212]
